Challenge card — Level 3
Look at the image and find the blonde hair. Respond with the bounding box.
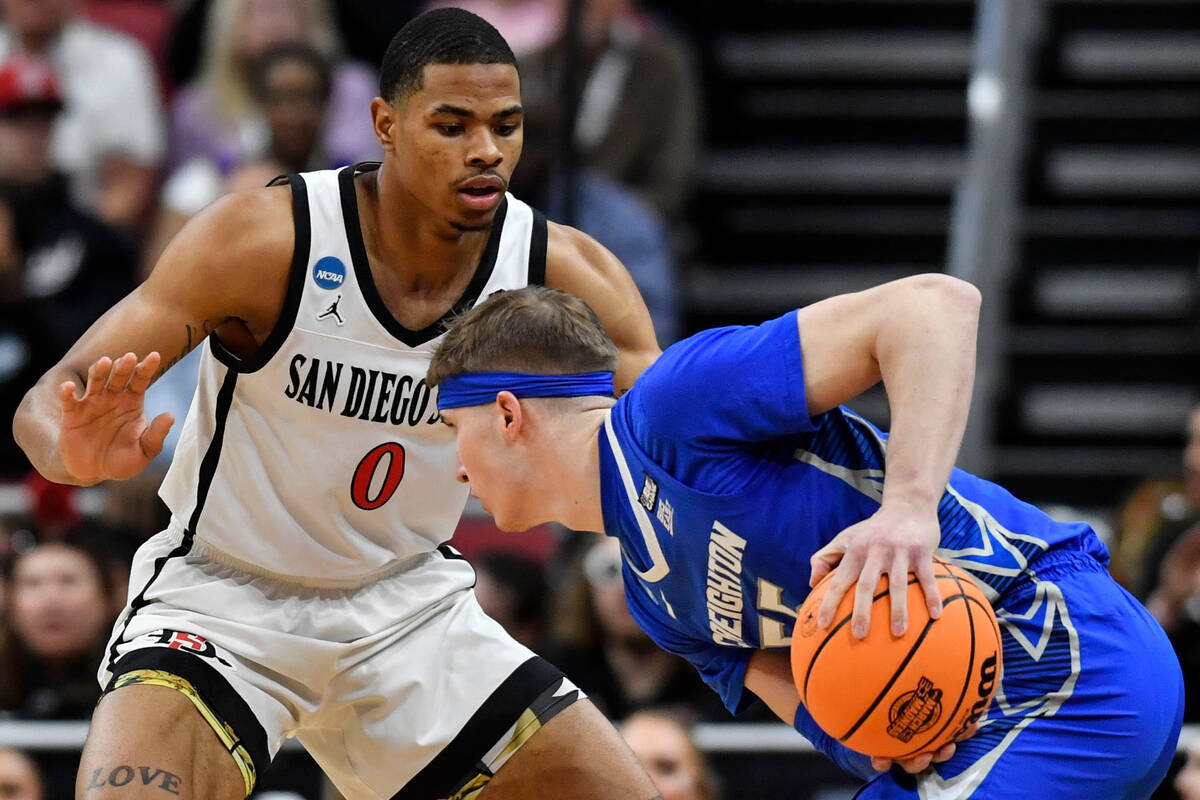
[428,287,619,387]
[199,0,342,125]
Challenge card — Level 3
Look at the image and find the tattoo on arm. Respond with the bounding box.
[157,318,220,380]
[157,323,197,379]
[85,765,182,795]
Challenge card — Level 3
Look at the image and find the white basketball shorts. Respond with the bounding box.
[99,523,581,799]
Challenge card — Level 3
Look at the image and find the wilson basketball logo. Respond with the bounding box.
[951,653,999,740]
[886,676,943,743]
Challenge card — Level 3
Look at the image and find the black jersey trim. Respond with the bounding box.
[528,208,548,286]
[187,367,239,534]
[104,646,271,778]
[103,368,238,672]
[389,656,566,800]
[211,173,310,372]
[437,543,468,562]
[338,161,508,347]
[103,536,194,673]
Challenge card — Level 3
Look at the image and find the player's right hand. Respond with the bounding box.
[58,352,175,484]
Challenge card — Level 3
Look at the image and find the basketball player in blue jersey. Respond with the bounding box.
[430,284,1185,799]
[13,10,666,800]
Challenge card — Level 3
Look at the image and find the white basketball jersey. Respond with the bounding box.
[159,164,547,582]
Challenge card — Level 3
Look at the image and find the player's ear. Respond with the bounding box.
[495,391,523,440]
[371,96,397,152]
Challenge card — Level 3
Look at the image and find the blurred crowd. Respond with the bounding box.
[0,0,1194,798]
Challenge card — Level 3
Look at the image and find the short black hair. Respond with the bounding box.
[379,8,517,103]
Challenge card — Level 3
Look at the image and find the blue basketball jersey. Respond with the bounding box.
[598,311,1107,712]
[596,311,1181,797]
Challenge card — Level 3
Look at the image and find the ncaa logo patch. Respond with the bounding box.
[312,256,346,290]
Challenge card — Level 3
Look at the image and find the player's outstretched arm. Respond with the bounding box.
[544,223,662,393]
[798,274,981,638]
[13,187,294,485]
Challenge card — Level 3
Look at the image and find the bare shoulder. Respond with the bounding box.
[544,222,620,290]
[544,221,660,390]
[159,185,295,279]
[147,184,296,333]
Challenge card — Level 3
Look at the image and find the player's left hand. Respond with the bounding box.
[809,502,942,638]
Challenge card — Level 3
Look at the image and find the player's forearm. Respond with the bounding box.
[876,276,981,511]
[13,369,84,485]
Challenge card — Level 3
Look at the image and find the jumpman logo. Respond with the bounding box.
[317,294,345,326]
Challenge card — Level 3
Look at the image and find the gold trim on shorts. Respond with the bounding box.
[112,669,258,797]
[437,677,582,800]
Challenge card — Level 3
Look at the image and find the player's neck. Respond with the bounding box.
[544,410,607,534]
[360,167,492,290]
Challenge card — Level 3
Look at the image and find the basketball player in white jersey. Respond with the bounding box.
[13,9,663,800]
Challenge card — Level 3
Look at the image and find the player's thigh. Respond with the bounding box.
[480,699,660,800]
[78,684,245,800]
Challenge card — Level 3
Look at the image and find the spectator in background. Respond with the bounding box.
[146,42,333,275]
[0,55,137,479]
[1178,736,1200,800]
[473,551,550,652]
[0,533,118,719]
[1144,523,1200,722]
[1112,402,1200,597]
[169,0,378,176]
[508,120,680,345]
[541,537,728,723]
[0,748,43,800]
[0,0,165,229]
[518,0,700,221]
[422,0,563,57]
[621,711,719,800]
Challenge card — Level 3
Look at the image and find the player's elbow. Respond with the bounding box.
[903,273,981,324]
[13,378,71,485]
[12,387,41,470]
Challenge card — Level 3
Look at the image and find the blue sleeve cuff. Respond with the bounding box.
[793,704,877,781]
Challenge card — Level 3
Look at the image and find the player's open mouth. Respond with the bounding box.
[457,177,504,211]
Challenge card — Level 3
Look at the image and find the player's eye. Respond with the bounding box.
[436,123,464,136]
[495,123,520,136]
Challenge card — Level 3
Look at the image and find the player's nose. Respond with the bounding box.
[466,130,503,167]
[455,457,470,484]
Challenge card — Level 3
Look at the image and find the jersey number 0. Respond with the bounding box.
[351,443,406,510]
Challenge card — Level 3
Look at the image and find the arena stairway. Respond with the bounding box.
[992,0,1200,510]
[683,0,976,422]
[683,0,1199,514]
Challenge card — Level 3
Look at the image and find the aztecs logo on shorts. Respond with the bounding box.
[155,629,233,668]
[886,676,943,742]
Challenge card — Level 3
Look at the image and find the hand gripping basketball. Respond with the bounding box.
[790,557,1001,761]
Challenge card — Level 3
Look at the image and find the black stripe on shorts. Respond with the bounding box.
[104,646,271,779]
[390,656,572,800]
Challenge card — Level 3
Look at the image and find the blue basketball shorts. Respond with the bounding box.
[855,551,1184,800]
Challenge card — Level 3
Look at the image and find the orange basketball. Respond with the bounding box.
[790,557,1002,759]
